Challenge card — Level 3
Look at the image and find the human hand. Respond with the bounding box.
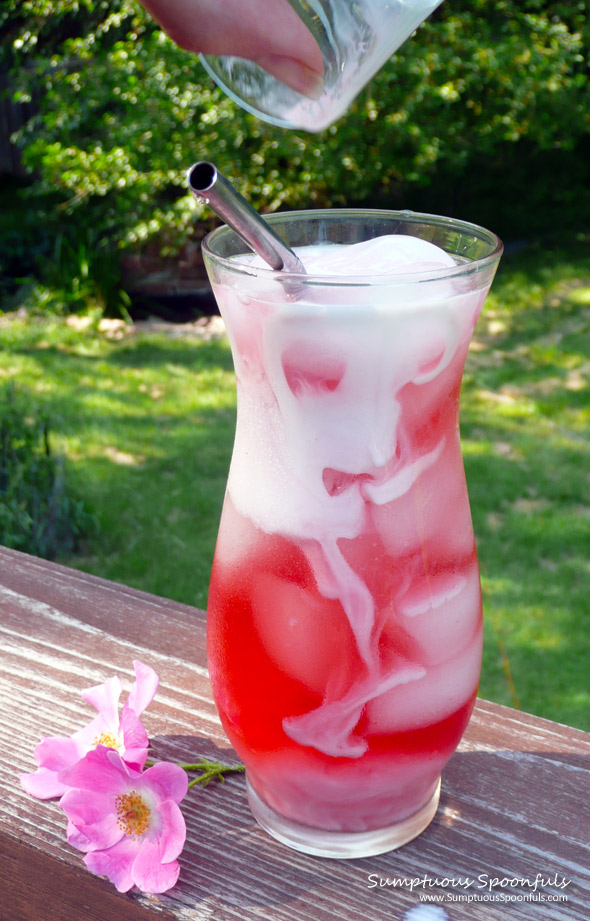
[139,0,324,97]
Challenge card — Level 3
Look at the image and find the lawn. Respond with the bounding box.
[1,233,589,730]
[462,235,590,728]
[0,315,236,609]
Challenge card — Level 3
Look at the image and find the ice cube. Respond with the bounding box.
[370,437,475,560]
[397,561,482,665]
[365,626,482,734]
[283,658,426,758]
[251,571,357,696]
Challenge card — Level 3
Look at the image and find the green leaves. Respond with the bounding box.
[3,0,589,252]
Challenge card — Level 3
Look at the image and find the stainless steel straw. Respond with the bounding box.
[187,161,306,275]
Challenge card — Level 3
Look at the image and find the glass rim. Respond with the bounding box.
[199,54,295,130]
[201,208,503,287]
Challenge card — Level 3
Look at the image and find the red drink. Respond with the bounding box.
[203,211,501,856]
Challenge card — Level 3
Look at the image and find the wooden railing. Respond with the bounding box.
[2,546,589,920]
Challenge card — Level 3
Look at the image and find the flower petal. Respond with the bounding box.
[131,842,181,895]
[20,767,67,800]
[84,837,138,893]
[60,746,135,794]
[72,712,116,748]
[151,799,186,864]
[81,676,122,725]
[118,707,149,769]
[20,735,84,799]
[61,789,123,852]
[33,736,80,771]
[142,761,188,805]
[126,661,158,717]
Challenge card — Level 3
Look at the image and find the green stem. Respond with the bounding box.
[184,760,246,788]
[146,757,245,788]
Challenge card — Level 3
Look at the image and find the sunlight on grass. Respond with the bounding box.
[568,287,590,306]
[460,243,590,729]
[0,315,236,609]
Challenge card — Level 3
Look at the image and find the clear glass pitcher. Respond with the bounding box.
[199,0,444,131]
[203,209,502,857]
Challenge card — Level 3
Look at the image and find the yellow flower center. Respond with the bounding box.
[115,790,151,838]
[93,731,121,750]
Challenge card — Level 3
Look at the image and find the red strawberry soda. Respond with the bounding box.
[204,218,501,853]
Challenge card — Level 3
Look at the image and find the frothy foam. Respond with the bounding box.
[296,236,458,277]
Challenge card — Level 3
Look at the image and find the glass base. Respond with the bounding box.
[246,776,441,859]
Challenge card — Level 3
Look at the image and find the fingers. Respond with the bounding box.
[139,0,324,96]
[253,54,324,98]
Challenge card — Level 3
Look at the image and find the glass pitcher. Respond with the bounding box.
[199,0,444,131]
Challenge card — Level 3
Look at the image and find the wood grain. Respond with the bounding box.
[1,546,589,920]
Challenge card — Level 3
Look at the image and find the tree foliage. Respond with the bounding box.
[2,0,589,251]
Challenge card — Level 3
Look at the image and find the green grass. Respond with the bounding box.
[461,234,590,728]
[0,315,236,609]
[1,233,589,730]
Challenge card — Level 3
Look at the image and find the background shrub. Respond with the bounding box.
[1,0,588,266]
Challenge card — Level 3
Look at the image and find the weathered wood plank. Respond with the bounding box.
[1,546,589,920]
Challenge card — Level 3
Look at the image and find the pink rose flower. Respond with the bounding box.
[20,660,158,799]
[60,745,188,894]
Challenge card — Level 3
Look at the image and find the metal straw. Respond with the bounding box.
[187,161,306,275]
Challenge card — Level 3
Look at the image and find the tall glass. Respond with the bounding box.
[203,210,502,858]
